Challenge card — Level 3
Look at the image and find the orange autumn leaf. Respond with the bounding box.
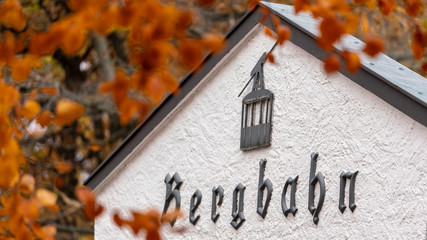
[40,87,58,95]
[116,3,139,28]
[179,40,203,69]
[344,13,359,34]
[264,27,274,38]
[33,224,56,240]
[202,33,224,54]
[144,74,165,104]
[294,0,310,13]
[0,0,27,31]
[0,31,15,66]
[198,0,217,7]
[29,33,56,56]
[113,210,161,236]
[318,14,345,50]
[117,98,140,125]
[19,174,35,194]
[0,156,19,188]
[100,70,130,109]
[36,188,57,208]
[324,54,341,73]
[318,0,351,14]
[10,55,43,82]
[360,13,369,33]
[342,50,361,73]
[363,35,384,57]
[27,89,38,100]
[89,144,101,152]
[378,0,396,15]
[21,100,40,119]
[266,52,275,63]
[176,11,192,32]
[36,110,53,127]
[54,99,85,126]
[61,25,87,56]
[272,15,281,28]
[404,0,423,17]
[75,186,104,220]
[277,25,291,45]
[54,161,73,174]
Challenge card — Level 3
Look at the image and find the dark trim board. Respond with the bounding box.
[85,3,427,189]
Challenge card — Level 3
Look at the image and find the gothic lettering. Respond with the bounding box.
[211,185,224,223]
[281,175,299,217]
[163,173,183,226]
[257,159,273,218]
[339,171,358,213]
[231,183,246,230]
[308,152,325,225]
[190,189,202,225]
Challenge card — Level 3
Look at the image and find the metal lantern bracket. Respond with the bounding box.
[240,52,274,151]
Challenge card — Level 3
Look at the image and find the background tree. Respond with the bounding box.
[0,0,425,239]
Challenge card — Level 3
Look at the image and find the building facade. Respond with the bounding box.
[86,3,427,239]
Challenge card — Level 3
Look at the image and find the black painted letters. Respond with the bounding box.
[281,175,299,217]
[163,173,183,226]
[231,183,246,230]
[190,189,202,225]
[339,171,358,213]
[308,152,325,225]
[211,185,224,223]
[257,159,273,218]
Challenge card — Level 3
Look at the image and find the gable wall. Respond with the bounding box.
[95,25,427,239]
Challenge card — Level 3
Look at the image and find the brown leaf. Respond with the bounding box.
[404,0,423,17]
[378,0,396,15]
[412,29,426,59]
[266,52,275,63]
[75,186,104,220]
[36,110,53,127]
[363,35,384,57]
[324,54,341,73]
[197,0,217,7]
[421,61,427,72]
[277,25,291,45]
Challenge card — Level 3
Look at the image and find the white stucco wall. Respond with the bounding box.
[95,25,427,239]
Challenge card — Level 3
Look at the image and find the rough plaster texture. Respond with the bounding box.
[95,25,427,239]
